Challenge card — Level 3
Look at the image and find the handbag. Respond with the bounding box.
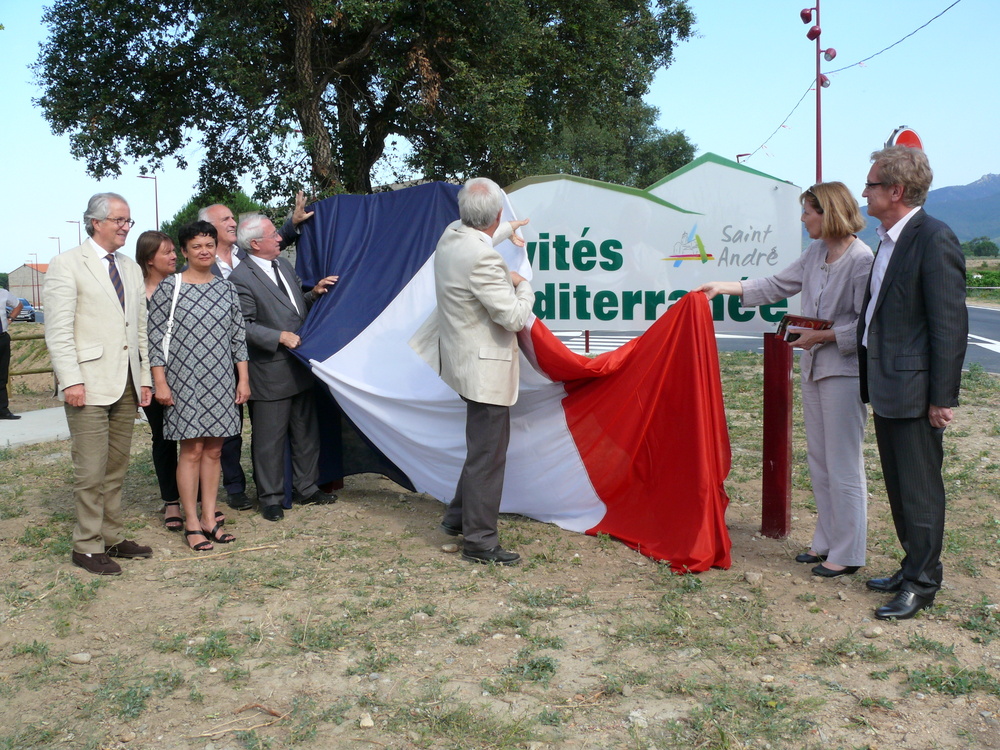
[161,275,183,364]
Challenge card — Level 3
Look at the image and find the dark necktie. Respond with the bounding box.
[106,254,125,309]
[271,260,290,298]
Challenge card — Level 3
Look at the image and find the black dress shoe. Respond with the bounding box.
[875,590,934,620]
[866,571,904,592]
[795,552,826,564]
[438,521,462,536]
[227,491,254,511]
[462,546,521,566]
[300,489,337,505]
[261,504,284,522]
[0,410,21,420]
[811,563,860,578]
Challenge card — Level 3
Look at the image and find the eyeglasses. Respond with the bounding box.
[863,182,884,190]
[103,217,136,228]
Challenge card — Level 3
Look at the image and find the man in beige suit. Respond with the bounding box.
[45,193,153,575]
[425,178,533,565]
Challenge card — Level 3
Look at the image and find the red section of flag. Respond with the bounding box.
[529,292,732,572]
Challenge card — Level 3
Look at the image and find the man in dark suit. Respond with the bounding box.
[228,214,339,521]
[198,193,315,511]
[858,146,967,620]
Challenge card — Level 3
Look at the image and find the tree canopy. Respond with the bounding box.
[158,191,265,240]
[962,237,1000,258]
[34,0,695,199]
[525,98,695,188]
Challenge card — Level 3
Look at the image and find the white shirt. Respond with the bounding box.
[249,254,299,314]
[215,245,241,279]
[862,205,922,347]
[1,288,19,333]
[88,236,118,270]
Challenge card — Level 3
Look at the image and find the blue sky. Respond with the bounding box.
[2,0,996,276]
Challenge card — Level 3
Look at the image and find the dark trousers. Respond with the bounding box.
[250,391,320,507]
[141,398,179,504]
[873,412,946,597]
[0,330,11,412]
[220,404,246,495]
[442,398,510,552]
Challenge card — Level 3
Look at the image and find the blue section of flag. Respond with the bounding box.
[294,182,461,361]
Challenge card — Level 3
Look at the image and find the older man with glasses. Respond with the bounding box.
[44,193,154,576]
[858,146,968,620]
[228,214,339,522]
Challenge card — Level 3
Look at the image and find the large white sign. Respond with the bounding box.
[507,153,802,333]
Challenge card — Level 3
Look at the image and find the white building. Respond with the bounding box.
[7,263,47,307]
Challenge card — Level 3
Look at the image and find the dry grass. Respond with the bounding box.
[1,355,999,749]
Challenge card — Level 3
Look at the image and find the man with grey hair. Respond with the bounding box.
[44,193,153,575]
[198,191,315,511]
[229,214,339,521]
[414,177,532,565]
[859,146,967,619]
[198,191,315,280]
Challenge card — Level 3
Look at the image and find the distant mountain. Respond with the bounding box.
[857,173,1000,248]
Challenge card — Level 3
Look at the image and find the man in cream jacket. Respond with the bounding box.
[45,193,153,576]
[415,178,533,566]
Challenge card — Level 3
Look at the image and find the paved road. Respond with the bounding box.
[555,303,1000,374]
[7,304,998,449]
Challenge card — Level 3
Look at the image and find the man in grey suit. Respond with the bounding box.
[423,178,533,566]
[228,214,339,521]
[858,146,967,620]
[44,193,154,575]
[199,193,316,512]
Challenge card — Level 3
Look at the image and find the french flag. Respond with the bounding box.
[293,183,731,572]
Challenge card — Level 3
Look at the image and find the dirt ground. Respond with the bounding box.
[2,350,1000,749]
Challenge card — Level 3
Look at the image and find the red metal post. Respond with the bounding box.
[584,329,590,354]
[814,0,823,183]
[761,332,792,538]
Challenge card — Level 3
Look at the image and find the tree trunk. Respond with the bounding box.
[284,0,340,193]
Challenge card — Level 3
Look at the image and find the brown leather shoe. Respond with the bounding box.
[106,539,153,559]
[72,551,122,576]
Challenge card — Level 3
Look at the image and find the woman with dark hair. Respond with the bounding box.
[135,230,183,530]
[696,182,874,578]
[147,221,250,552]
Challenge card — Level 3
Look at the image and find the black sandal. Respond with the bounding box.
[202,522,235,544]
[184,529,214,551]
[163,502,183,532]
[198,505,226,526]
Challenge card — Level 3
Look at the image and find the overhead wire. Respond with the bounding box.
[745,0,963,161]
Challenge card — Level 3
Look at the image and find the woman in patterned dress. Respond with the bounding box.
[148,221,250,552]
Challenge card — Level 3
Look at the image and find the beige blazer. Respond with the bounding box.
[44,241,150,405]
[412,221,534,406]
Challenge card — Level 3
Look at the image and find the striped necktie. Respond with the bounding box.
[106,254,125,309]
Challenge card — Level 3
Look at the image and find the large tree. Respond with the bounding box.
[34,0,694,198]
[525,98,694,188]
[159,190,265,239]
